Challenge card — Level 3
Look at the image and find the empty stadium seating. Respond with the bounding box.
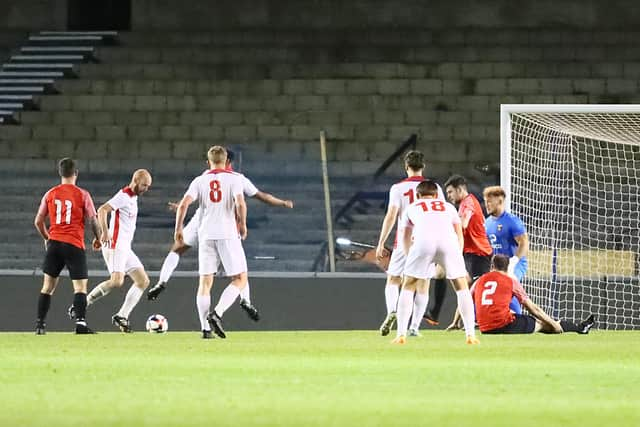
[1,27,638,272]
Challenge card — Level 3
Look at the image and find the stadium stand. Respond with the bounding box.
[1,28,639,272]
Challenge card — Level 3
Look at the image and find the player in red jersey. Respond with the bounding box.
[34,158,101,334]
[471,255,594,334]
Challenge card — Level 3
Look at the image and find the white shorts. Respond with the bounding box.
[182,216,199,248]
[388,246,437,279]
[198,238,247,276]
[102,246,144,274]
[403,241,467,280]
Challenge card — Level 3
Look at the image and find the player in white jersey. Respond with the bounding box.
[375,150,445,337]
[391,180,478,345]
[174,146,248,339]
[68,169,153,332]
[147,149,293,324]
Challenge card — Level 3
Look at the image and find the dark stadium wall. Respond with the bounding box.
[0,275,459,332]
[3,0,640,31]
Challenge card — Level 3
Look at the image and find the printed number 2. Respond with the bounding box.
[481,281,498,306]
[54,199,72,224]
[209,179,222,202]
[417,200,445,212]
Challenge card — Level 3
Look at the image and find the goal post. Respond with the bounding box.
[500,105,640,330]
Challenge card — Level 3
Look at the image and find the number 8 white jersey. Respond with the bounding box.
[184,168,244,240]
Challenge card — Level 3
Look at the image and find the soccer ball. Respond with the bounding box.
[146,314,168,333]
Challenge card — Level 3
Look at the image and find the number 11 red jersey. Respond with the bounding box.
[37,183,97,249]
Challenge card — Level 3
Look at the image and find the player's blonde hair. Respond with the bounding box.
[207,145,227,164]
[483,185,506,199]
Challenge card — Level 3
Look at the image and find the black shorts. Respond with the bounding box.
[42,240,88,280]
[482,314,537,334]
[464,253,491,281]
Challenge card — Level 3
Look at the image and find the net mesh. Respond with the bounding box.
[508,112,640,330]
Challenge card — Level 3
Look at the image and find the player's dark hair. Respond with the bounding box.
[491,254,509,272]
[444,174,467,190]
[416,179,439,197]
[226,148,235,163]
[404,150,425,171]
[58,157,77,178]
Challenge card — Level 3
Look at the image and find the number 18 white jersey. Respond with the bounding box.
[388,177,444,247]
[184,169,244,240]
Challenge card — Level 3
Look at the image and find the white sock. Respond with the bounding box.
[385,284,399,314]
[395,289,414,338]
[240,281,251,303]
[87,282,112,306]
[116,285,144,319]
[410,292,429,330]
[213,284,241,317]
[456,289,476,338]
[196,295,211,331]
[159,251,180,284]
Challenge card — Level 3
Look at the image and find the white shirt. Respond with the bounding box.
[106,186,138,249]
[189,172,258,227]
[388,177,444,248]
[400,198,460,247]
[185,169,244,240]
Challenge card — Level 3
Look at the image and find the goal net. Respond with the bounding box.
[501,105,640,330]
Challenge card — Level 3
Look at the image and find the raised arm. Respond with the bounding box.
[253,191,293,208]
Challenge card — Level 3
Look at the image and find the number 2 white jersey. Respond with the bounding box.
[184,169,244,240]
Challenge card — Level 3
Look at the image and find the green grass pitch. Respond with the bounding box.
[1,330,638,427]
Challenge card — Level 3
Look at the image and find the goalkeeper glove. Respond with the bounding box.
[508,256,520,277]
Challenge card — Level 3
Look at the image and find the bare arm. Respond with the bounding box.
[376,205,399,258]
[460,210,472,229]
[522,299,562,333]
[402,225,413,257]
[453,222,464,252]
[514,233,529,258]
[34,212,49,245]
[174,195,194,243]
[235,193,247,240]
[253,191,293,208]
[96,203,113,245]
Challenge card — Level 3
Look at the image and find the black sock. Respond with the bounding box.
[37,293,51,322]
[427,278,447,320]
[560,320,581,333]
[73,292,87,322]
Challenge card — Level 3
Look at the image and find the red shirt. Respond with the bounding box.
[472,271,529,332]
[37,184,97,249]
[459,193,492,256]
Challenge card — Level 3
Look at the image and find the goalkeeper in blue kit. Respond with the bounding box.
[483,186,529,314]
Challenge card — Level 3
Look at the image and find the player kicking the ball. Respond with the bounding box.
[68,169,153,333]
[147,149,293,323]
[174,146,248,339]
[393,180,479,345]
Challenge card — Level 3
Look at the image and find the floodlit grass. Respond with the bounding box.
[0,330,638,427]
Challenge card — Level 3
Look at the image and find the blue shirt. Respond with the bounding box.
[485,211,526,258]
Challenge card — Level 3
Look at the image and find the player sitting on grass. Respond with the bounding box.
[460,254,595,334]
